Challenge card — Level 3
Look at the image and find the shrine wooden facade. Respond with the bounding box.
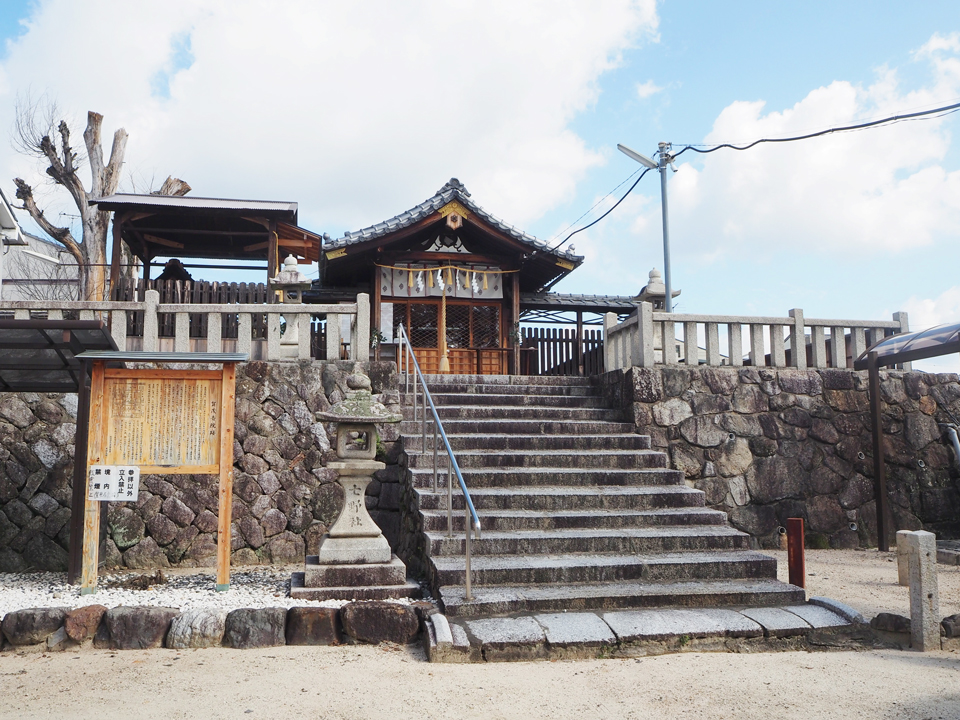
[319,179,584,375]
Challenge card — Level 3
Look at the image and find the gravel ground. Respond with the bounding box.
[0,565,422,617]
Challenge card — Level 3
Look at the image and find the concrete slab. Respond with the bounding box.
[602,608,762,642]
[740,607,812,638]
[534,612,615,646]
[781,604,849,628]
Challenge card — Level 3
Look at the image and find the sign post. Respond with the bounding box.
[76,352,242,595]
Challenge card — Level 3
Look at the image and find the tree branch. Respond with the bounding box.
[101,126,128,197]
[13,178,83,265]
[83,111,105,198]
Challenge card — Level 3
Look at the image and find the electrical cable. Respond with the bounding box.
[549,167,653,251]
[673,100,960,159]
[547,168,642,245]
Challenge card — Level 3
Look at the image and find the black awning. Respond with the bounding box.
[0,320,118,392]
[854,321,960,370]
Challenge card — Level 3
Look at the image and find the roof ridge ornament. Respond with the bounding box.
[439,177,470,197]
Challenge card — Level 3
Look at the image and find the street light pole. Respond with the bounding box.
[657,142,673,313]
[617,141,677,312]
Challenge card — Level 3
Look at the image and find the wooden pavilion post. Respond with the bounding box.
[216,362,237,590]
[109,215,124,298]
[80,361,106,594]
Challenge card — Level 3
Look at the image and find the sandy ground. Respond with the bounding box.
[1,549,959,720]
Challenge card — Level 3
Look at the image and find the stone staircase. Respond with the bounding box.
[401,374,804,618]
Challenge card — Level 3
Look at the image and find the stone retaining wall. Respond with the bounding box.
[600,366,960,548]
[0,361,403,572]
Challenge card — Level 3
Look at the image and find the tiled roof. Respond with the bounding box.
[521,292,638,311]
[327,178,583,263]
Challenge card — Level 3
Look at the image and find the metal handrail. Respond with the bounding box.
[396,324,482,600]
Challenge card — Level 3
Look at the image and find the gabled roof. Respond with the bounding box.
[327,178,582,264]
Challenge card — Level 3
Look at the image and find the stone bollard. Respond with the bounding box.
[896,530,911,587]
[905,530,940,651]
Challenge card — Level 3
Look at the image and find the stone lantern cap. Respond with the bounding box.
[269,255,312,293]
[316,365,401,424]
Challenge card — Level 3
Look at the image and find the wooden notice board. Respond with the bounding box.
[81,362,237,594]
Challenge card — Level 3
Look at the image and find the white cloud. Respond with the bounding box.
[0,0,660,238]
[635,79,662,99]
[607,35,960,270]
[904,286,960,330]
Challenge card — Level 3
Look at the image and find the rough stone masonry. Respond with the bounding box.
[2,361,959,571]
[0,360,403,572]
[601,366,960,549]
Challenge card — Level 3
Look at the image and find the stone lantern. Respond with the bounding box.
[269,255,312,359]
[290,365,417,600]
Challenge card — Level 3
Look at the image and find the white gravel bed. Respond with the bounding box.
[0,565,422,617]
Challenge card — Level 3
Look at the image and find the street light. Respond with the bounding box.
[618,142,678,313]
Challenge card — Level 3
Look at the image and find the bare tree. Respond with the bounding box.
[12,100,127,300]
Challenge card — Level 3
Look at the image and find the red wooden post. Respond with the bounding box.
[787,517,805,589]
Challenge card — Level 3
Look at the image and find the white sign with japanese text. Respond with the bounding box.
[88,465,141,501]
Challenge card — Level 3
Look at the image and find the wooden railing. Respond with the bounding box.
[604,303,909,371]
[0,290,370,363]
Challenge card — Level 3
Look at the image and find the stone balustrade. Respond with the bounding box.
[604,303,909,371]
[0,290,371,363]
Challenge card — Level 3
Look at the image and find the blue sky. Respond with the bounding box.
[1,1,958,368]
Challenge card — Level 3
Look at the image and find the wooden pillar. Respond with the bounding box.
[80,361,106,594]
[109,214,124,299]
[372,266,382,360]
[216,363,237,591]
[511,272,520,376]
[67,359,92,584]
[576,311,584,376]
[143,256,152,283]
[267,220,279,296]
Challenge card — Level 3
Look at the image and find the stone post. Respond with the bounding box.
[905,530,940,651]
[638,301,655,368]
[788,308,806,370]
[896,529,911,586]
[143,289,159,352]
[603,312,617,371]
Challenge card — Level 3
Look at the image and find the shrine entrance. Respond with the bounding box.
[389,299,504,375]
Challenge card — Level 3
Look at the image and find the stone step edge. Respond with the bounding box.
[423,597,867,663]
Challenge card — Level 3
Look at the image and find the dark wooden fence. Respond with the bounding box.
[520,327,604,376]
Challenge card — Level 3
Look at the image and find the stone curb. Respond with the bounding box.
[0,600,427,652]
[424,600,895,663]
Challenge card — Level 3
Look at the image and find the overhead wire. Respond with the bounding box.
[551,99,960,248]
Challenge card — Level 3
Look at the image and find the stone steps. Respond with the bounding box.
[417,485,707,512]
[426,525,752,556]
[431,549,775,586]
[400,373,800,619]
[407,392,611,408]
[409,467,682,488]
[402,405,623,422]
[407,448,668,470]
[402,433,652,452]
[439,578,807,618]
[420,506,728,532]
[401,419,639,435]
